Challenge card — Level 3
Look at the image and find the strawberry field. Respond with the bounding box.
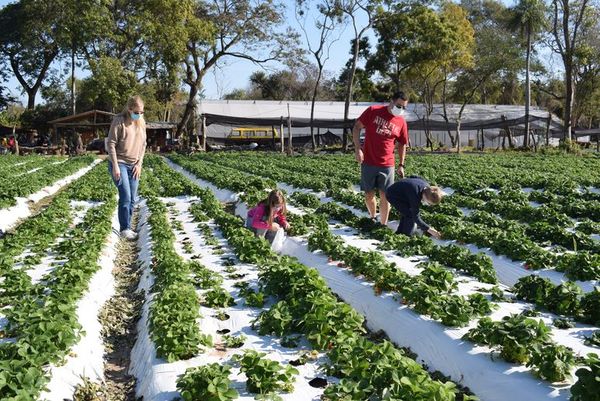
[1,152,600,401]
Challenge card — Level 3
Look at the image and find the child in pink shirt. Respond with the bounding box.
[246,190,290,243]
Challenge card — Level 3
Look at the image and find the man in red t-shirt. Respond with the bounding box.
[351,91,409,225]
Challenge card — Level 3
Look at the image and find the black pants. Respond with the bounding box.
[396,213,417,236]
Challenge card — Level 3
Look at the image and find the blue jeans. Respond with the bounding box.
[108,161,139,231]
[245,217,276,243]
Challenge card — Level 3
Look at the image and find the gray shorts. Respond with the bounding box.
[360,164,394,192]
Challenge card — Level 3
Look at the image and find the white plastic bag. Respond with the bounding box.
[271,227,285,253]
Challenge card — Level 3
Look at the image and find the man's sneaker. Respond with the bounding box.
[120,229,138,240]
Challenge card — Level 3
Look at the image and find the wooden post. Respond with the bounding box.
[317,127,320,148]
[287,103,292,154]
[271,125,276,150]
[545,111,552,146]
[279,118,284,153]
[481,129,485,151]
[201,115,207,151]
[596,134,599,152]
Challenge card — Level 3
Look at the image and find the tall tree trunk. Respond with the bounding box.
[524,29,531,148]
[564,62,574,141]
[177,83,199,138]
[310,66,323,151]
[71,44,76,115]
[456,121,461,153]
[343,39,360,151]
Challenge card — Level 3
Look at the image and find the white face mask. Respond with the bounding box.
[391,104,406,117]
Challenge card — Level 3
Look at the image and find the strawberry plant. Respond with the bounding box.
[584,332,600,347]
[581,288,600,326]
[557,252,600,281]
[190,261,223,288]
[176,363,239,401]
[234,350,298,395]
[244,290,266,308]
[547,281,582,316]
[570,353,600,401]
[464,314,551,364]
[526,343,575,382]
[202,287,236,308]
[255,301,295,336]
[513,275,554,305]
[553,318,575,329]
[222,334,246,348]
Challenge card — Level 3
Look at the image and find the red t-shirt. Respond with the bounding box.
[358,105,408,167]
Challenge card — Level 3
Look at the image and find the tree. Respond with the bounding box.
[508,0,548,148]
[51,0,106,115]
[571,6,600,129]
[550,0,592,141]
[77,57,138,113]
[336,37,377,102]
[412,2,475,151]
[339,0,380,150]
[176,0,298,139]
[0,1,61,109]
[296,0,345,149]
[225,64,337,101]
[0,59,15,111]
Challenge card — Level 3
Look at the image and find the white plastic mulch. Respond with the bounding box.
[0,158,102,234]
[40,206,119,400]
[22,201,101,285]
[130,197,332,401]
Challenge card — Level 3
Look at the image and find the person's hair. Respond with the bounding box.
[423,186,443,205]
[121,95,146,135]
[392,91,408,101]
[259,189,286,227]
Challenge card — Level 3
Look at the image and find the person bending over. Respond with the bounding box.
[246,190,291,243]
[386,176,443,239]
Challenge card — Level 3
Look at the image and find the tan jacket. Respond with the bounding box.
[107,114,146,166]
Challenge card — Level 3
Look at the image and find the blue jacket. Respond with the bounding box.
[385,176,430,231]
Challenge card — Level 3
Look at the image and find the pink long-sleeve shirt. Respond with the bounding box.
[247,203,288,230]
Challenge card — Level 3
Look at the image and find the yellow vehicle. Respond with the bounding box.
[227,127,279,141]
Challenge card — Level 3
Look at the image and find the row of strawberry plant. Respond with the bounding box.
[195,152,600,286]
[0,155,97,209]
[185,183,465,401]
[0,155,64,178]
[142,155,205,198]
[204,152,598,274]
[168,154,600,399]
[512,275,600,326]
[425,211,600,280]
[194,151,600,199]
[141,194,204,362]
[180,153,498,284]
[186,200,305,400]
[168,153,274,204]
[0,162,116,400]
[297,194,498,284]
[304,213,495,327]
